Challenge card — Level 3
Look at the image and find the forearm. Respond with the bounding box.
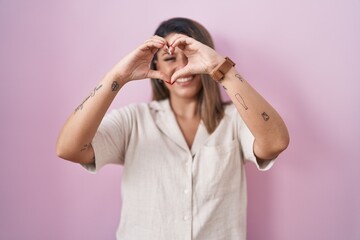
[220,67,289,160]
[56,36,169,163]
[56,70,125,163]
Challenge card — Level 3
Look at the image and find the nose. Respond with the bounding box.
[176,53,188,69]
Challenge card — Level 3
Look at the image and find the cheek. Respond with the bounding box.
[194,76,203,87]
[157,65,172,76]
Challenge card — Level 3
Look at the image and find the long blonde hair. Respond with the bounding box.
[150,18,225,134]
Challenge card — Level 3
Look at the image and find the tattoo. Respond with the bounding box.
[235,74,245,82]
[75,84,103,112]
[80,143,91,152]
[235,93,248,110]
[111,81,120,92]
[261,112,270,121]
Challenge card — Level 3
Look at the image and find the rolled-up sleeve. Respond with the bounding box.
[234,107,275,171]
[81,106,134,173]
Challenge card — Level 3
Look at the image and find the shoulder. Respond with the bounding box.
[111,101,151,114]
[220,102,245,127]
[223,102,237,118]
[148,99,170,112]
[108,99,169,119]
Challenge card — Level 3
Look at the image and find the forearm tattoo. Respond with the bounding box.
[235,74,245,82]
[261,112,270,121]
[235,93,248,110]
[111,81,120,92]
[75,84,103,112]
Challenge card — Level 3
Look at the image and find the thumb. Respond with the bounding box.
[147,69,170,83]
[170,66,192,84]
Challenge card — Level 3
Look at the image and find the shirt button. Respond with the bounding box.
[183,215,190,221]
[184,189,189,194]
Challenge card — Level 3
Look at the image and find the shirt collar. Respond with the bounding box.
[149,99,209,155]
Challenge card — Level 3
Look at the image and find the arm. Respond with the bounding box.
[219,68,289,160]
[169,34,289,160]
[56,36,170,164]
[56,74,123,164]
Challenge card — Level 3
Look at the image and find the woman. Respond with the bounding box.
[57,17,289,240]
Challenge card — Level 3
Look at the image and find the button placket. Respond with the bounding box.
[183,154,193,225]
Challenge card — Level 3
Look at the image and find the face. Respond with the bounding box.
[155,33,203,101]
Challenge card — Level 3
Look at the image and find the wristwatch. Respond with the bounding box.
[210,57,236,81]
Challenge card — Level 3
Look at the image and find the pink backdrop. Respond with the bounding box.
[1,0,359,239]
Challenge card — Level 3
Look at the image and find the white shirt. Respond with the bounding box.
[83,99,274,240]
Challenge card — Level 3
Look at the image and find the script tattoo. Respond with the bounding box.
[235,74,245,82]
[75,84,103,112]
[235,93,248,110]
[261,112,270,121]
[111,81,120,92]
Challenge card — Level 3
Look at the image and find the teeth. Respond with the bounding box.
[176,77,193,83]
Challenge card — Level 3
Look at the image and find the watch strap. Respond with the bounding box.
[210,57,236,81]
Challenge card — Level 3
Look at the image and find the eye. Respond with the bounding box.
[163,57,176,62]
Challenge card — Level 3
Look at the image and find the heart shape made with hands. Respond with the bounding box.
[161,45,202,84]
[154,45,192,84]
[152,34,216,84]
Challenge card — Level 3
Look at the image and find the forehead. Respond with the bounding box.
[164,32,177,41]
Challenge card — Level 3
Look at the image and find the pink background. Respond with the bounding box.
[1,0,359,239]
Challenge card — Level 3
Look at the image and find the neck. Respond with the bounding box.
[169,97,199,119]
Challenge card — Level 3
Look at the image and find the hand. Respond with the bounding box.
[168,34,224,83]
[111,35,171,83]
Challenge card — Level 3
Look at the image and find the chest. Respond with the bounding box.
[175,116,201,149]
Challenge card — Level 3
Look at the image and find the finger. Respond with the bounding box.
[152,35,168,44]
[144,36,169,51]
[139,41,165,54]
[147,69,171,83]
[143,38,165,47]
[170,66,193,84]
[169,36,193,51]
[165,34,189,54]
[167,33,188,45]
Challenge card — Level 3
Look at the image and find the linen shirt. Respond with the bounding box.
[83,99,274,240]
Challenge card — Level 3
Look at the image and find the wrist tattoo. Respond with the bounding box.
[261,112,270,121]
[235,93,248,110]
[111,81,120,92]
[75,84,103,112]
[235,74,245,82]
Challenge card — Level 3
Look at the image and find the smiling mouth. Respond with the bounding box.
[176,76,193,83]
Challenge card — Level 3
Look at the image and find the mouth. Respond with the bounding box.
[175,76,194,85]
